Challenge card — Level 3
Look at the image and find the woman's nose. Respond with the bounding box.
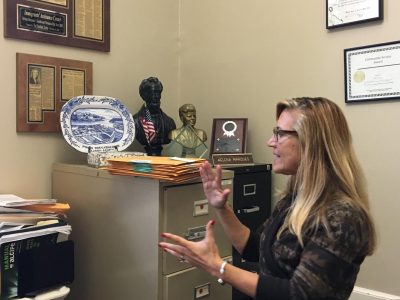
[267,136,276,147]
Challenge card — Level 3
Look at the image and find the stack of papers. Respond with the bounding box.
[0,194,70,229]
[0,194,56,207]
[105,156,206,183]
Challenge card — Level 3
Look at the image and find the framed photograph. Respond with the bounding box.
[326,0,383,29]
[4,0,110,52]
[344,41,400,103]
[210,118,248,155]
[17,53,93,132]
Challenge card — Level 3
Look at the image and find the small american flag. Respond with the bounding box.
[140,108,156,143]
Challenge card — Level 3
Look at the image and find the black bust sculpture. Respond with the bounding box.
[133,77,176,156]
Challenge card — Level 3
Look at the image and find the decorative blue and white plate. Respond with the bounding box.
[60,95,135,153]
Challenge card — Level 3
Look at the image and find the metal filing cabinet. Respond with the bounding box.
[225,164,272,300]
[52,163,233,300]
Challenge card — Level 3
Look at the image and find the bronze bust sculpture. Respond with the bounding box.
[133,77,176,156]
[168,104,207,157]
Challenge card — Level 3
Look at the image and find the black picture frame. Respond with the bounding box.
[344,40,400,103]
[210,118,248,155]
[326,0,383,29]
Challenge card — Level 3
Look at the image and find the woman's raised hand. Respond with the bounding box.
[199,161,231,209]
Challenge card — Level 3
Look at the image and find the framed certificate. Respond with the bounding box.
[4,0,110,52]
[326,0,383,29]
[210,118,248,155]
[344,41,400,103]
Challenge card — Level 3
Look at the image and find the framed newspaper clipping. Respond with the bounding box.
[4,0,110,52]
[17,52,93,132]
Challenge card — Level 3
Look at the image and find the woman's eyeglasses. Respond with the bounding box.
[272,127,298,141]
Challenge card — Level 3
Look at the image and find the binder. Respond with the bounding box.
[17,240,74,297]
[0,223,72,299]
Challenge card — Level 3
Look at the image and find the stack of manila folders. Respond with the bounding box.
[105,156,206,183]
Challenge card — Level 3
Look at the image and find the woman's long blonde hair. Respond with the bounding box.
[277,97,376,255]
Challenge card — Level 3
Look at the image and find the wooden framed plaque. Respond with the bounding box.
[210,118,248,155]
[4,0,110,52]
[17,52,93,132]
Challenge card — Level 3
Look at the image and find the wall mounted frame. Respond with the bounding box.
[17,52,93,132]
[4,0,110,52]
[344,41,400,103]
[326,0,383,29]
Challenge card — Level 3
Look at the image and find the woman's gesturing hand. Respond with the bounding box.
[159,220,224,277]
[199,161,231,209]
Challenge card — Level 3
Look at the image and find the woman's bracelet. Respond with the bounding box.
[217,261,228,285]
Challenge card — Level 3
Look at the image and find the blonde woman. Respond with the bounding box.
[159,97,376,300]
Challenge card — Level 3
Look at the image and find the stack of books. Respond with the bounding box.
[0,194,74,299]
[105,156,206,183]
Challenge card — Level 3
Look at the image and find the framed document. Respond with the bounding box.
[326,0,383,29]
[35,0,68,6]
[4,0,110,52]
[61,68,85,101]
[17,53,93,132]
[210,118,248,155]
[344,41,400,103]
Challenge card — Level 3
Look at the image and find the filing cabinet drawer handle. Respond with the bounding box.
[184,225,206,241]
[243,184,256,196]
[237,206,260,214]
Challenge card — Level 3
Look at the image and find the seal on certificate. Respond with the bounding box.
[353,70,365,83]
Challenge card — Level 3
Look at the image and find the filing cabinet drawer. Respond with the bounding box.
[162,181,233,275]
[163,259,232,300]
[232,171,270,230]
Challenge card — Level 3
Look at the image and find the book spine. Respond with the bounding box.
[0,233,58,299]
